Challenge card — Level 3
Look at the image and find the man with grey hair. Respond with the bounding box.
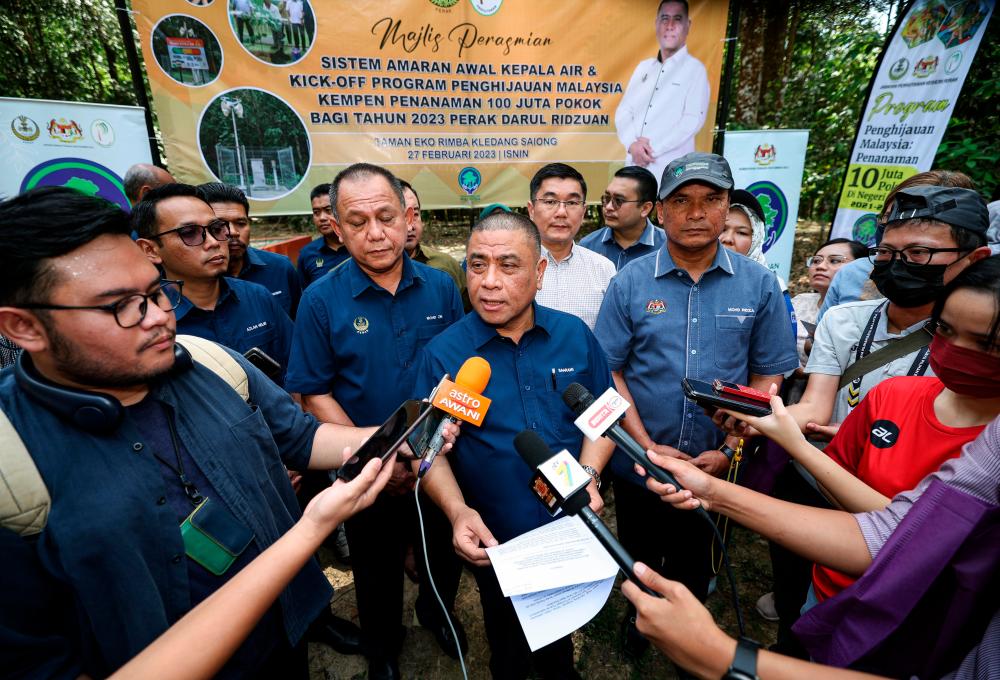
[412,211,617,678]
[285,163,465,679]
[123,163,175,206]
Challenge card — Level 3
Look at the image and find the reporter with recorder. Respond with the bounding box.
[706,256,1000,610]
[592,153,798,658]
[412,211,616,679]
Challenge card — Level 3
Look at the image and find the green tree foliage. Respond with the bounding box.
[0,0,133,104]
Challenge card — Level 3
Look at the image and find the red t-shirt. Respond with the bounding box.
[812,376,985,601]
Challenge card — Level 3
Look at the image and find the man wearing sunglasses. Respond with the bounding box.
[528,163,616,330]
[0,186,450,678]
[133,183,294,386]
[579,166,665,271]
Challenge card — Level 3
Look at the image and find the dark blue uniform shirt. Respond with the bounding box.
[412,304,613,543]
[174,277,294,385]
[296,237,351,288]
[0,348,328,677]
[286,256,462,425]
[595,244,799,487]
[578,221,666,271]
[237,247,302,318]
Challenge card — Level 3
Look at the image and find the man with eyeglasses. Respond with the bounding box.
[615,0,710,189]
[720,186,992,449]
[593,152,799,661]
[199,182,301,319]
[527,163,616,330]
[133,183,294,386]
[579,166,665,271]
[0,186,442,678]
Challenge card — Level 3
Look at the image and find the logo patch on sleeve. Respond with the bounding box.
[869,419,900,449]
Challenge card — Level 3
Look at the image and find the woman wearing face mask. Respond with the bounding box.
[719,255,1000,607]
[720,189,797,338]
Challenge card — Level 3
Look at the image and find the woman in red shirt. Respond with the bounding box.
[728,256,1000,602]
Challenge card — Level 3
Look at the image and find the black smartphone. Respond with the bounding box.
[681,378,773,417]
[337,400,434,482]
[243,347,282,382]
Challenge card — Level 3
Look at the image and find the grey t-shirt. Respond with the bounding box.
[804,299,933,424]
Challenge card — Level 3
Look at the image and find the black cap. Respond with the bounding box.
[730,188,765,224]
[885,186,988,236]
[658,152,734,200]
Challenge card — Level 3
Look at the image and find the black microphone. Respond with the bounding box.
[513,430,658,596]
[562,383,711,523]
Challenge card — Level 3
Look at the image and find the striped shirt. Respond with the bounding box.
[536,243,616,330]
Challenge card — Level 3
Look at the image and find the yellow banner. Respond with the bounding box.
[132,0,729,213]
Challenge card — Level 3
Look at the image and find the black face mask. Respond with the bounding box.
[870,259,949,308]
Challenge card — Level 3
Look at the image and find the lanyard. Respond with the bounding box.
[847,302,931,407]
[151,402,204,507]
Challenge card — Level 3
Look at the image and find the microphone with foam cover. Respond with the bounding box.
[418,356,491,478]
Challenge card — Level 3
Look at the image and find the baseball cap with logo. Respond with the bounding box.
[658,152,734,200]
[884,186,989,237]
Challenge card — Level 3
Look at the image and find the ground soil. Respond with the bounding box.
[251,216,829,678]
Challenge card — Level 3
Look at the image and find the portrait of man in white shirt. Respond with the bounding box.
[615,0,710,188]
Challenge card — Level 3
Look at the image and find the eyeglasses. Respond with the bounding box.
[867,246,968,267]
[600,193,643,210]
[806,255,850,267]
[534,198,585,211]
[17,280,184,329]
[155,219,230,246]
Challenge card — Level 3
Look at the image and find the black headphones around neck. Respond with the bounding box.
[14,343,193,435]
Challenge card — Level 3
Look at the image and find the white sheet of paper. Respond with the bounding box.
[485,515,619,596]
[511,577,616,651]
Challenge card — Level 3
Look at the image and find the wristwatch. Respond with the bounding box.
[581,464,601,490]
[722,637,760,680]
[719,444,737,461]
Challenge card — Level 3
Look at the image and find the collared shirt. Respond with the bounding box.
[0,350,328,676]
[578,220,666,271]
[412,304,612,543]
[595,244,799,486]
[237,247,302,319]
[536,243,616,330]
[805,299,934,424]
[286,256,462,425]
[817,258,877,321]
[174,277,294,386]
[412,242,470,311]
[296,237,350,288]
[615,46,710,186]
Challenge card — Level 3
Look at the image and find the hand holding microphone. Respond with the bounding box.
[417,356,492,478]
[561,383,711,522]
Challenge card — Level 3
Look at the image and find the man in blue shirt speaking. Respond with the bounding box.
[594,152,799,658]
[413,211,616,679]
[133,184,294,386]
[285,164,464,679]
[0,186,412,678]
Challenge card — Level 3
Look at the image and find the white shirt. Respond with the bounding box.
[536,244,616,330]
[805,299,934,425]
[286,0,304,24]
[615,46,710,188]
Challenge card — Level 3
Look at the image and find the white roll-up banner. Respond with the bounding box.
[723,129,809,284]
[831,0,994,243]
[0,97,152,210]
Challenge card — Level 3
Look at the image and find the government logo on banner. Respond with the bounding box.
[746,181,787,253]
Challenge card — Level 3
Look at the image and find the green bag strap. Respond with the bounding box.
[837,327,933,390]
[0,337,248,537]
